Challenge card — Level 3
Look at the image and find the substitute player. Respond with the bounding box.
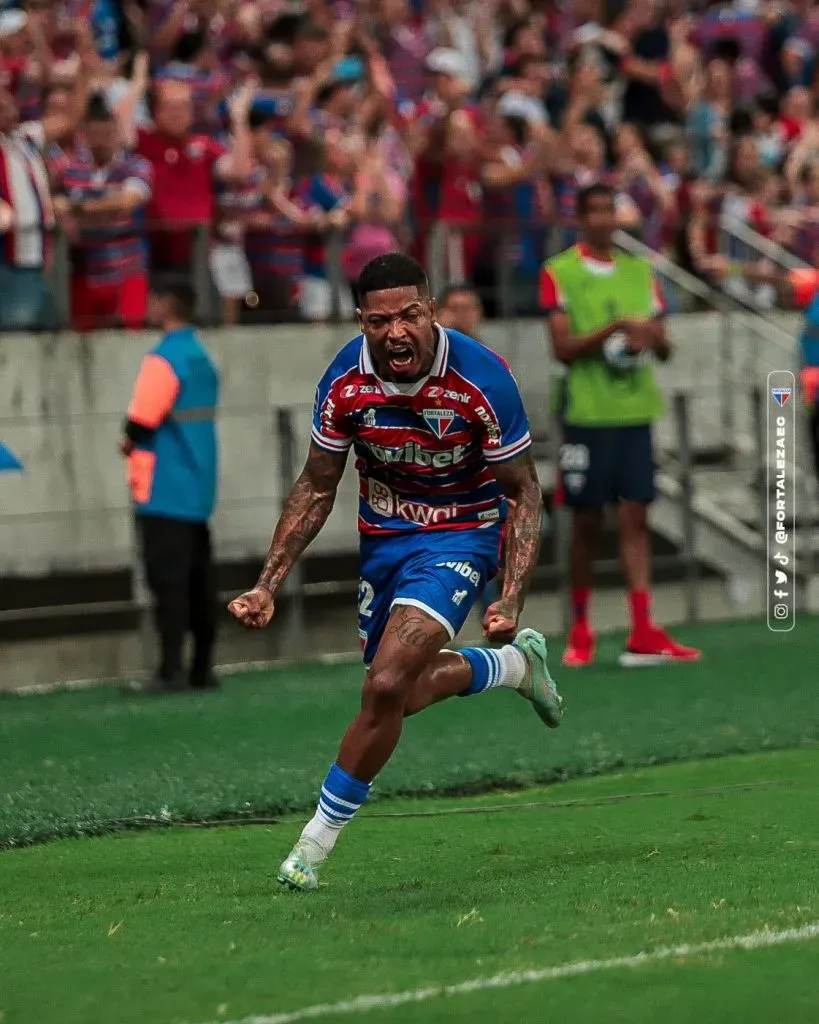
[229,253,562,891]
[541,183,701,668]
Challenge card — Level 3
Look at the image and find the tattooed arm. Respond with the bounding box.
[228,443,348,628]
[484,452,544,641]
[258,444,347,594]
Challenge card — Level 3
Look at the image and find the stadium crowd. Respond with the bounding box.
[2,0,819,331]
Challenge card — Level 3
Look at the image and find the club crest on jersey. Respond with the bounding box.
[422,407,456,438]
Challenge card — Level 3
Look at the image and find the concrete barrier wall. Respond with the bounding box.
[0,313,799,575]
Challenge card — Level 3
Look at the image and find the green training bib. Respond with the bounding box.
[546,247,665,426]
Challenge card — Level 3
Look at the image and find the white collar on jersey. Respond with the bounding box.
[359,322,449,396]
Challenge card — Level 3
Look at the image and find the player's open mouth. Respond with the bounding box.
[387,346,415,371]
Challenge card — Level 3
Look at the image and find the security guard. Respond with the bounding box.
[120,283,220,693]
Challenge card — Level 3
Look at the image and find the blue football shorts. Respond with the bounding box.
[357,525,503,666]
[559,423,655,508]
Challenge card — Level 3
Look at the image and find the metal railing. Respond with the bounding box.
[613,228,798,448]
[719,215,809,273]
[0,213,810,334]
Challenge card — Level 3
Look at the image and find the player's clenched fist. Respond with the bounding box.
[482,599,519,644]
[228,586,275,628]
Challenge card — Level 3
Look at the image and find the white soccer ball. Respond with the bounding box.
[602,331,646,372]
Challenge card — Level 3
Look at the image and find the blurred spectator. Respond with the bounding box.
[0,16,89,330]
[241,134,318,324]
[686,57,732,179]
[428,0,498,89]
[343,133,408,287]
[295,128,354,320]
[406,47,479,270]
[376,0,434,106]
[475,105,553,314]
[55,94,152,331]
[612,122,673,250]
[437,279,483,336]
[792,165,819,264]
[133,79,253,290]
[620,0,679,139]
[0,7,49,123]
[212,128,337,324]
[142,0,236,66]
[154,27,232,137]
[43,83,83,187]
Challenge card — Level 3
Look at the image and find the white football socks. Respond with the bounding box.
[497,643,527,688]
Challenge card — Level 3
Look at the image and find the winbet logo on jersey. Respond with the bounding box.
[366,440,469,468]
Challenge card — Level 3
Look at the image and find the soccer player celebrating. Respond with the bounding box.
[229,253,562,891]
[540,183,701,668]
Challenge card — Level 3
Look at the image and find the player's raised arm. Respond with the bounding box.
[228,442,348,629]
[483,452,544,643]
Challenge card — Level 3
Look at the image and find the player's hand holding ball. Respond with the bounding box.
[482,598,519,644]
[228,585,275,629]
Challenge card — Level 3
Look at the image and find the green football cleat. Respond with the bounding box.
[513,628,564,729]
[277,843,320,892]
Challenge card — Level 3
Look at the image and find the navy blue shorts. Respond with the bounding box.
[559,424,655,508]
[358,526,502,666]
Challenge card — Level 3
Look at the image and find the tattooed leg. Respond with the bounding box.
[335,605,453,783]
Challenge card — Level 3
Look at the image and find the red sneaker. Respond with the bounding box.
[562,623,596,667]
[620,626,701,667]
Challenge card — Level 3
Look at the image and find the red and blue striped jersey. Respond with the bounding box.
[58,150,152,284]
[311,327,531,536]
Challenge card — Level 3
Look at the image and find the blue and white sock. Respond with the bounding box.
[299,762,372,863]
[459,644,527,696]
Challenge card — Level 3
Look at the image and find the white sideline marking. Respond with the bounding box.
[204,923,819,1024]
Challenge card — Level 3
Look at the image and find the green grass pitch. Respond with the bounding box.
[0,618,817,1023]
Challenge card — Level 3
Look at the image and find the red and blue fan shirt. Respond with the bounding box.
[296,171,349,279]
[58,149,152,284]
[311,326,531,536]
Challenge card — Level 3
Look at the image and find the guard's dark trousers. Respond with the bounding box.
[136,514,217,686]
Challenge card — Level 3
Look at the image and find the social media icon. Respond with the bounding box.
[775,569,787,585]
[773,604,788,620]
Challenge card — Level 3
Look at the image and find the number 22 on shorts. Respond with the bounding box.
[358,580,375,618]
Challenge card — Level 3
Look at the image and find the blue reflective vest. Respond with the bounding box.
[134,327,219,522]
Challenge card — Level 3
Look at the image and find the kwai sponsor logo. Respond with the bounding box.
[367,480,459,525]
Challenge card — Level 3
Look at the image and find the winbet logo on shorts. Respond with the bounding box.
[436,561,481,586]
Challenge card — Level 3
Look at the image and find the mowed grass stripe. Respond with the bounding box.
[1,619,818,847]
[201,923,819,1024]
[1,749,817,1024]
